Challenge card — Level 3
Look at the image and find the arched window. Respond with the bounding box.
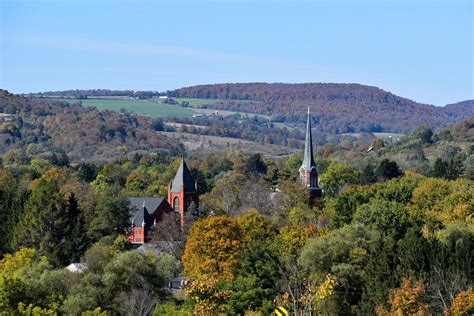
[173,197,180,212]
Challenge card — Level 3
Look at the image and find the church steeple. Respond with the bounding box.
[299,108,322,199]
[300,107,316,172]
[168,158,200,228]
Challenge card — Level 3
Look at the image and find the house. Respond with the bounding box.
[128,158,199,244]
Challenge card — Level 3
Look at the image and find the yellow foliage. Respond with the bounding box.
[409,178,473,236]
[185,280,230,315]
[314,274,338,301]
[16,303,57,315]
[236,211,275,243]
[451,288,474,316]
[274,224,324,257]
[0,248,45,279]
[183,216,245,282]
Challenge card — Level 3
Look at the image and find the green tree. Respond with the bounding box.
[244,153,267,177]
[0,171,29,255]
[376,159,403,181]
[411,125,433,144]
[299,225,380,314]
[360,163,377,184]
[13,178,69,266]
[63,193,89,262]
[87,187,131,242]
[320,161,361,197]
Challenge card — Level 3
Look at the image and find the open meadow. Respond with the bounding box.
[56,98,193,117]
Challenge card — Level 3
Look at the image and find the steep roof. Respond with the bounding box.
[300,107,317,172]
[128,197,166,227]
[170,159,196,193]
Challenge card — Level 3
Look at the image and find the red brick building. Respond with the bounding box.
[128,158,199,244]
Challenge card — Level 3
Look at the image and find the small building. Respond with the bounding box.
[65,263,87,273]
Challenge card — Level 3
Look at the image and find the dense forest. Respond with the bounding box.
[0,117,472,314]
[170,83,474,133]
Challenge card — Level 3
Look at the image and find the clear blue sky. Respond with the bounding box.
[1,0,472,105]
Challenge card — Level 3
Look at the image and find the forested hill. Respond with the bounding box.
[0,90,181,162]
[170,83,474,133]
[444,100,474,117]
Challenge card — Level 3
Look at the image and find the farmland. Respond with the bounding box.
[55,98,193,117]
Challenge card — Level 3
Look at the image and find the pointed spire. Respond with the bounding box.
[170,158,197,193]
[300,107,316,171]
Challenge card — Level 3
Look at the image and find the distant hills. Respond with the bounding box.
[1,87,473,164]
[170,83,474,134]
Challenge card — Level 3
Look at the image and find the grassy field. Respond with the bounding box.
[57,98,193,117]
[173,97,257,107]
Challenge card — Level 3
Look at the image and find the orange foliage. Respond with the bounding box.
[451,288,474,316]
[376,278,428,316]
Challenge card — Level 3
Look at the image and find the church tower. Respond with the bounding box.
[168,158,199,227]
[299,108,322,199]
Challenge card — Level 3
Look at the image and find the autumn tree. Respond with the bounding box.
[375,278,428,316]
[183,216,245,282]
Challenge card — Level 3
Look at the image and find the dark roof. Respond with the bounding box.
[300,107,317,172]
[128,197,166,227]
[170,159,196,193]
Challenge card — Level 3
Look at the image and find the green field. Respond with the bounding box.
[173,97,258,107]
[57,98,193,117]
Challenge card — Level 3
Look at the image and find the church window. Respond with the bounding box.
[173,197,180,212]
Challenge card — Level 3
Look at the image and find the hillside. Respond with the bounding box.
[0,90,182,162]
[170,83,473,134]
[444,100,474,117]
[0,90,299,162]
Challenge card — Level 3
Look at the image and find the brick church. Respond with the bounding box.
[128,158,199,244]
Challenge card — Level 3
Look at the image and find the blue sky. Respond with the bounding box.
[1,0,472,105]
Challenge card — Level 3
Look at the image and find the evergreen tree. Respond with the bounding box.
[63,193,89,263]
[360,163,377,184]
[13,178,68,266]
[376,159,403,181]
[431,158,449,179]
[244,153,267,176]
[0,172,29,255]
